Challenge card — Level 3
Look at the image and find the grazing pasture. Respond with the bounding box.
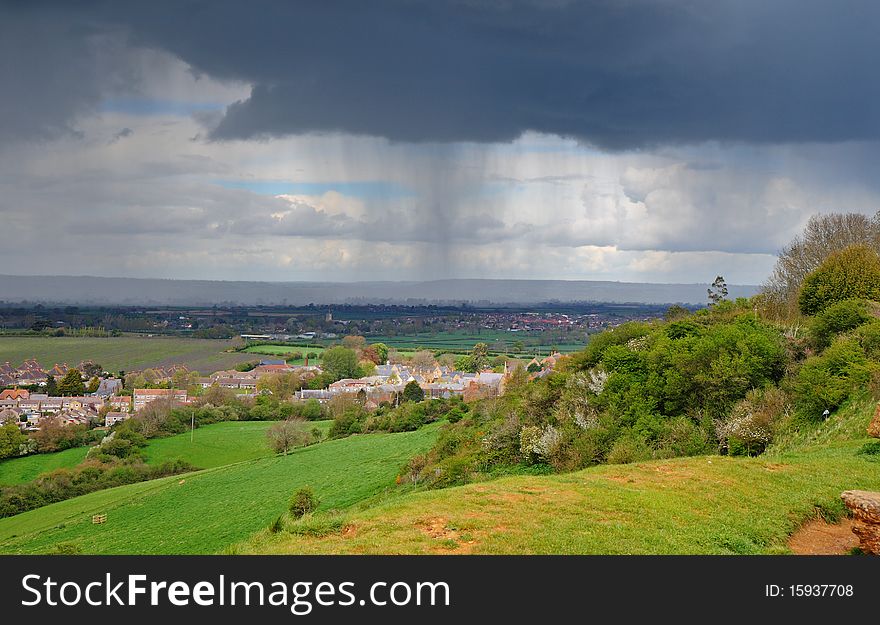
[0,424,439,554]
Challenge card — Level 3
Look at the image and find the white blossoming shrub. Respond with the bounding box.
[715,387,790,456]
[625,335,649,352]
[519,425,542,458]
[519,424,563,461]
[555,373,601,430]
[587,368,608,395]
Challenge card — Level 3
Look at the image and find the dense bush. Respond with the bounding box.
[326,395,468,439]
[798,244,880,315]
[289,487,319,518]
[790,337,876,420]
[809,299,872,350]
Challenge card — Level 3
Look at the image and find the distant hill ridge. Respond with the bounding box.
[0,275,759,306]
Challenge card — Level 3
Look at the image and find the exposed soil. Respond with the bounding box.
[788,518,857,555]
[416,516,477,554]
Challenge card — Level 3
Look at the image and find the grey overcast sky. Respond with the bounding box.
[1,0,879,284]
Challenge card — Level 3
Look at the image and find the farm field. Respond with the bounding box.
[242,330,586,362]
[143,420,332,468]
[0,336,254,373]
[0,423,440,554]
[237,400,880,555]
[242,344,327,365]
[366,331,585,354]
[0,446,89,487]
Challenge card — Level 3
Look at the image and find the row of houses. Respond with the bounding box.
[0,359,110,387]
[0,387,193,430]
[295,358,558,408]
[197,361,322,390]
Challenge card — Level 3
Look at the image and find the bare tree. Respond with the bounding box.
[761,212,880,320]
[409,350,437,371]
[266,417,314,455]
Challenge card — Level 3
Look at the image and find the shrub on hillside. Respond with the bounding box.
[798,244,880,315]
[289,487,319,518]
[716,387,790,456]
[809,299,872,350]
[791,337,876,420]
[855,321,880,361]
[606,433,652,465]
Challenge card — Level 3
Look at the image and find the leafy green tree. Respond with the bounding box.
[402,380,425,403]
[471,342,489,371]
[57,369,85,396]
[371,343,389,364]
[256,372,304,399]
[665,305,691,321]
[0,423,26,459]
[44,375,57,395]
[86,377,100,393]
[357,360,377,377]
[321,346,360,381]
[798,244,880,315]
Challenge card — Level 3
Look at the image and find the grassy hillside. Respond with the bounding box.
[143,420,332,468]
[234,400,880,555]
[0,424,439,554]
[0,447,89,487]
[0,335,253,373]
[0,420,333,486]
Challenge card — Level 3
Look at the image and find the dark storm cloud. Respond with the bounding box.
[0,6,128,142]
[5,1,880,148]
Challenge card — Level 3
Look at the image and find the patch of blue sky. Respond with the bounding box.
[215,180,412,199]
[100,98,224,116]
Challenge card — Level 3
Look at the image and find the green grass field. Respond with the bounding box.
[0,447,89,487]
[243,330,585,361]
[143,420,332,468]
[0,335,254,374]
[0,420,332,486]
[242,344,326,365]
[234,400,880,555]
[0,423,440,554]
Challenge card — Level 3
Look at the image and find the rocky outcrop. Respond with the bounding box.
[841,490,880,555]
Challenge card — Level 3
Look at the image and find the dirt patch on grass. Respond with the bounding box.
[415,517,478,554]
[788,518,857,555]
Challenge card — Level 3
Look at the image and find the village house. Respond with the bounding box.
[94,378,123,397]
[133,388,188,411]
[104,411,130,427]
[0,407,23,427]
[0,388,29,400]
[109,395,133,412]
